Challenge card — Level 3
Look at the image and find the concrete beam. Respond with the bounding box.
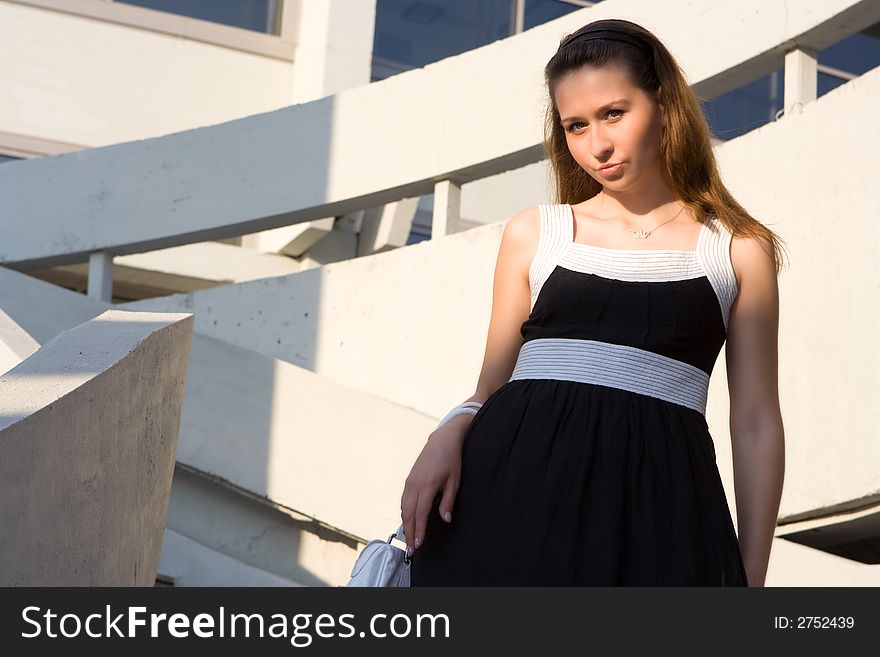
[357,198,419,255]
[87,250,113,301]
[784,47,819,116]
[0,309,194,585]
[431,180,462,239]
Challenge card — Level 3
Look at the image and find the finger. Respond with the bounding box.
[438,476,459,523]
[400,487,417,556]
[413,486,436,551]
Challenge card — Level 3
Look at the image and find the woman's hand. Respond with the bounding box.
[400,415,471,557]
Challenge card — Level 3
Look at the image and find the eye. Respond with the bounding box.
[564,109,624,133]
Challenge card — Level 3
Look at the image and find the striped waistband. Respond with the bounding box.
[508,337,709,415]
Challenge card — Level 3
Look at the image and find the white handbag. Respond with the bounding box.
[345,523,411,587]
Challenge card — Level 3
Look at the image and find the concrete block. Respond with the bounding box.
[0,309,194,585]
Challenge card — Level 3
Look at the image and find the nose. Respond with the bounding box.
[590,126,613,163]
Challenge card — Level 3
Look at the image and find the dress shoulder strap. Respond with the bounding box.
[528,204,572,313]
[696,213,738,333]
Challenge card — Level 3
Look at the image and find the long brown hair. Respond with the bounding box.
[543,18,787,272]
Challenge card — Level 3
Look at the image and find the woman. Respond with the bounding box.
[400,18,786,586]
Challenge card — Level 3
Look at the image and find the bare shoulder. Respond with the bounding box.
[502,205,541,245]
[729,231,776,292]
[496,205,542,285]
[500,205,541,257]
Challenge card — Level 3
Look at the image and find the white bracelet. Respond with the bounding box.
[437,401,483,429]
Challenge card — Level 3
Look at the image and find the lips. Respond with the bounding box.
[598,162,624,171]
[597,162,624,177]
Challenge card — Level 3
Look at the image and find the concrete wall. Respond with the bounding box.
[0,307,38,374]
[0,0,375,149]
[0,1,293,147]
[170,331,432,541]
[119,223,500,422]
[160,466,355,586]
[766,537,880,586]
[0,309,194,585]
[158,528,301,587]
[286,0,377,107]
[0,266,111,343]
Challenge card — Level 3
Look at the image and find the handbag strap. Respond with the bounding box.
[389,523,407,553]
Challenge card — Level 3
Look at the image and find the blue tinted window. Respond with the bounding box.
[818,30,880,77]
[116,0,281,34]
[817,29,880,96]
[701,25,880,141]
[373,0,515,81]
[373,1,602,80]
[523,0,587,31]
[701,70,784,142]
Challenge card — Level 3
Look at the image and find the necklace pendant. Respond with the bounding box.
[633,230,649,239]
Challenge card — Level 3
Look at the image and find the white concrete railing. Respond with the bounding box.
[0,0,876,285]
[0,309,194,585]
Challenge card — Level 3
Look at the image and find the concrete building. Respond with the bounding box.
[1,0,878,586]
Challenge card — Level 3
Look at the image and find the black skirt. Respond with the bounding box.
[409,379,748,586]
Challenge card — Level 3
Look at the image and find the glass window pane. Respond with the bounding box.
[115,0,281,35]
[818,28,880,77]
[702,24,880,141]
[817,26,880,97]
[701,70,784,142]
[372,0,515,81]
[817,71,849,97]
[523,0,589,31]
[406,194,434,245]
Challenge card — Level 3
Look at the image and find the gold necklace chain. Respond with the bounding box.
[599,196,688,239]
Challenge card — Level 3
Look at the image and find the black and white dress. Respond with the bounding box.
[410,203,748,586]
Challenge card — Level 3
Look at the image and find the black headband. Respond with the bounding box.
[561,29,652,57]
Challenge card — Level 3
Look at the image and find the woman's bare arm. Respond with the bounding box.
[400,206,540,553]
[726,233,786,587]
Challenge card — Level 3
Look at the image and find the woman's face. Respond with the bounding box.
[554,62,665,191]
